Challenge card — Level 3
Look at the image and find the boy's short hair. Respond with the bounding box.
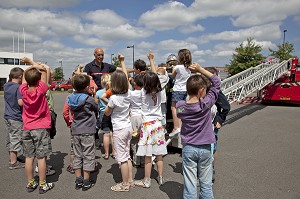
[205,67,219,76]
[71,74,90,92]
[9,67,24,81]
[25,68,41,86]
[101,74,111,89]
[186,74,208,96]
[134,59,147,72]
[133,74,144,88]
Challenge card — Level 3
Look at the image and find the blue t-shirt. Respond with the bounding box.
[96,88,107,112]
[4,82,22,121]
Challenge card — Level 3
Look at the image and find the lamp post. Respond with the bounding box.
[111,53,114,64]
[283,29,287,46]
[59,60,63,80]
[127,45,134,68]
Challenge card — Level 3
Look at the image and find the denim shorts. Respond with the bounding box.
[172,91,187,102]
[100,114,113,132]
[22,128,52,159]
[4,119,23,153]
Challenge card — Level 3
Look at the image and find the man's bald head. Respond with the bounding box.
[94,48,104,65]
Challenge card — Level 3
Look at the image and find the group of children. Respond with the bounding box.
[4,48,227,198]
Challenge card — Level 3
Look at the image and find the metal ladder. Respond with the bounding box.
[222,58,292,104]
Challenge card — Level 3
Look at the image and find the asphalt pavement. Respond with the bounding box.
[0,93,299,199]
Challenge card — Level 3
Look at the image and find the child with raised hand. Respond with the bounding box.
[176,63,221,199]
[4,67,24,170]
[104,53,133,192]
[134,51,168,188]
[19,57,54,194]
[170,49,192,137]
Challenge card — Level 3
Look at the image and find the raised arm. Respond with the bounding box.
[118,53,129,80]
[20,57,48,84]
[147,50,157,73]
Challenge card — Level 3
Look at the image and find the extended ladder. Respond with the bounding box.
[222,58,292,104]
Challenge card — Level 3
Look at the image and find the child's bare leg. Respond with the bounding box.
[10,151,17,164]
[74,169,82,177]
[144,156,152,179]
[110,131,115,156]
[120,161,129,184]
[83,170,90,181]
[103,133,110,158]
[156,155,163,176]
[171,102,180,130]
[127,159,133,182]
[37,157,47,182]
[25,157,34,180]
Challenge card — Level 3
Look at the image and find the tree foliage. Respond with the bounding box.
[112,56,120,67]
[53,67,64,81]
[226,38,265,76]
[269,42,295,62]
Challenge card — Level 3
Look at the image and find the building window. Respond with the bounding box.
[0,58,4,64]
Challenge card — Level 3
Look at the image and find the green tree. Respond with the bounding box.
[53,67,64,81]
[112,56,120,67]
[269,42,295,62]
[226,38,265,76]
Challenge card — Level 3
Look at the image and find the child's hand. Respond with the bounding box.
[118,53,125,62]
[20,57,34,65]
[188,63,202,73]
[78,64,84,70]
[147,50,154,61]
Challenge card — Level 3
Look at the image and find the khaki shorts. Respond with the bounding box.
[22,129,52,159]
[4,119,23,153]
[73,134,95,171]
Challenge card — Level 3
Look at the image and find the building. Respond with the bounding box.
[0,51,33,91]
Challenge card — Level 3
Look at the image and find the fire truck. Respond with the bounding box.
[260,57,300,104]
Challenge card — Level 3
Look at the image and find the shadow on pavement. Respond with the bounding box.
[47,151,68,182]
[224,104,267,125]
[159,181,183,199]
[168,162,182,174]
[107,163,122,183]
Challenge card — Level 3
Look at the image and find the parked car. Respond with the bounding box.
[49,81,62,91]
[58,79,73,91]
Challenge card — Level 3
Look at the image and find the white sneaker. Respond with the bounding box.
[169,128,180,137]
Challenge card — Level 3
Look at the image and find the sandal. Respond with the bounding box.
[134,178,151,188]
[111,183,130,192]
[110,154,115,159]
[102,154,109,160]
[66,165,75,174]
[129,181,135,188]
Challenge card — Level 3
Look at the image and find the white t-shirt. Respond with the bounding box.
[141,88,162,122]
[173,64,191,91]
[108,91,131,130]
[158,73,169,103]
[130,89,142,117]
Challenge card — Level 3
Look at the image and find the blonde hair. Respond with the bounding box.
[101,74,111,89]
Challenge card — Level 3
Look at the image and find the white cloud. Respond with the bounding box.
[139,0,300,30]
[85,9,127,27]
[179,24,205,34]
[188,23,282,44]
[158,39,198,51]
[0,0,80,8]
[139,1,197,30]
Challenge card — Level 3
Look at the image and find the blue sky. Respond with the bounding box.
[0,0,300,78]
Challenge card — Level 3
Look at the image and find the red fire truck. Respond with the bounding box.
[260,57,300,104]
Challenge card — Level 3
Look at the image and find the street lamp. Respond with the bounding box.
[59,60,63,80]
[127,45,134,68]
[283,29,287,46]
[111,53,114,64]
